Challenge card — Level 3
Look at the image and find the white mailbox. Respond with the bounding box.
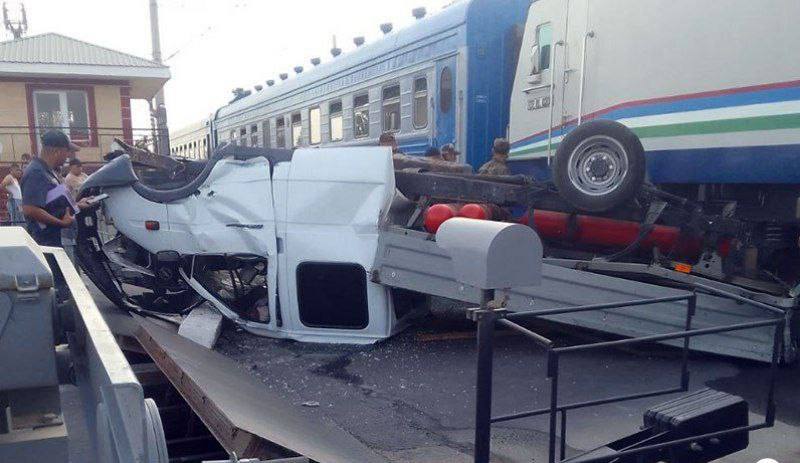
[436,218,543,290]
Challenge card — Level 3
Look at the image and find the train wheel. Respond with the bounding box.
[553,120,645,212]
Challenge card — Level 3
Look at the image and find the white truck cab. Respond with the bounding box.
[509,0,800,212]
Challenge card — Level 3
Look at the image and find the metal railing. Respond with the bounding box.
[0,125,168,162]
[470,286,785,463]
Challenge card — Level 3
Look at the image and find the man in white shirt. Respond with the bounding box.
[2,163,23,224]
[62,158,88,269]
[64,158,88,198]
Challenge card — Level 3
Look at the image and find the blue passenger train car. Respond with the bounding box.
[197,0,529,169]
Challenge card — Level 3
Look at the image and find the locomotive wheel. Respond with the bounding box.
[553,120,646,212]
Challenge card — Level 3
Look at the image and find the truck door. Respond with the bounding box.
[516,0,572,164]
[434,57,457,148]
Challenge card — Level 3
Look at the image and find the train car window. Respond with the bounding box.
[413,77,428,129]
[329,100,343,142]
[291,112,302,147]
[261,120,271,148]
[309,107,321,145]
[353,93,370,138]
[250,124,259,147]
[382,84,401,133]
[276,117,286,148]
[440,67,453,113]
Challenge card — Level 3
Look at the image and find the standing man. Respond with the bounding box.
[62,158,88,268]
[478,138,512,176]
[64,158,88,198]
[2,163,23,224]
[21,130,89,247]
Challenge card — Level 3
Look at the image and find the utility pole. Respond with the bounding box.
[149,0,170,156]
[3,1,28,40]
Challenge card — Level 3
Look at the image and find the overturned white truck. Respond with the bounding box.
[76,144,794,362]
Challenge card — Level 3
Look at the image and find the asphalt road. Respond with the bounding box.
[213,300,800,463]
[85,282,799,463]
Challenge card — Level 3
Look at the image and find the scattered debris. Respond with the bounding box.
[178,305,223,349]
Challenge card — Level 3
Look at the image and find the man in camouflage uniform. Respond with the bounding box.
[478,138,511,176]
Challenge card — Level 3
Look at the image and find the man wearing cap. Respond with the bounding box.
[21,130,91,247]
[478,138,512,176]
[440,143,460,162]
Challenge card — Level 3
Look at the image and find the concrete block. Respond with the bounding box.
[178,306,223,349]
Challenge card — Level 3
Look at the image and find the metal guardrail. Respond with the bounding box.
[44,246,169,463]
[470,287,785,463]
[0,125,168,162]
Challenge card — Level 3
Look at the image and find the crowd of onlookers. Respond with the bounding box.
[378,132,511,176]
[2,152,88,224]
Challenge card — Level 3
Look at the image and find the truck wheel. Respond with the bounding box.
[553,120,645,212]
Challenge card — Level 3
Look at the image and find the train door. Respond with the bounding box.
[434,57,457,148]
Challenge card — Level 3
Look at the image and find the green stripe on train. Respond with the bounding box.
[631,113,800,138]
[510,113,800,158]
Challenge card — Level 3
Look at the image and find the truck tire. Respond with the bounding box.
[553,120,645,212]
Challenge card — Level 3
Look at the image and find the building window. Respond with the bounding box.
[353,93,369,139]
[276,117,286,148]
[439,67,453,114]
[329,100,343,142]
[309,107,321,145]
[32,89,91,143]
[382,84,401,133]
[229,130,236,144]
[291,112,302,147]
[412,77,428,129]
[261,120,271,148]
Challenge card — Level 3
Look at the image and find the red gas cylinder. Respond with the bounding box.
[458,203,493,220]
[518,210,703,258]
[423,203,460,233]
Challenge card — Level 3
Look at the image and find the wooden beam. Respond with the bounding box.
[134,321,289,460]
[131,315,388,463]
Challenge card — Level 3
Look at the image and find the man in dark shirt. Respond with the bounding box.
[21,130,90,247]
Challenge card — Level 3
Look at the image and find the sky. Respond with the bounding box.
[6,0,455,132]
